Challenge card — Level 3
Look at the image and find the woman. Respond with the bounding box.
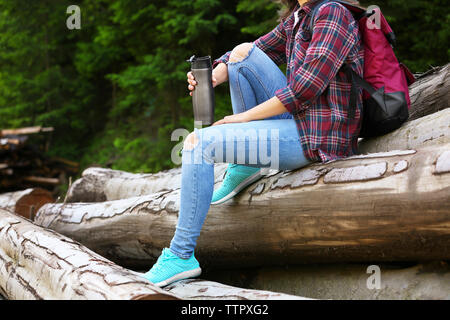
[143,0,364,287]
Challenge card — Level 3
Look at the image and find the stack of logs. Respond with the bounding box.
[0,126,79,195]
[0,64,449,300]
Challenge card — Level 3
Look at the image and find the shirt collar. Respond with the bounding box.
[286,1,318,28]
[293,1,317,27]
[294,9,300,27]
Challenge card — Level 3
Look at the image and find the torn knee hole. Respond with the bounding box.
[183,132,199,151]
[229,42,253,63]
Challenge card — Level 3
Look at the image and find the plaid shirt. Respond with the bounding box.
[214,1,364,162]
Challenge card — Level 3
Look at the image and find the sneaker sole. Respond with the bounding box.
[211,170,263,205]
[154,267,202,287]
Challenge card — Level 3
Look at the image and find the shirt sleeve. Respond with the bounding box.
[253,21,287,66]
[213,51,231,69]
[213,20,287,68]
[275,3,358,114]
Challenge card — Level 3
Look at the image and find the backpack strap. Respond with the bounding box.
[342,65,358,119]
[341,64,377,119]
[305,0,330,36]
[341,65,376,95]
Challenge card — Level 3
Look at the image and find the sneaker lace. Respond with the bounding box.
[152,250,179,273]
[222,163,239,180]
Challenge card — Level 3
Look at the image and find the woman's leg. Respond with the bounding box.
[170,118,311,259]
[213,43,293,204]
[143,118,312,286]
[228,43,292,120]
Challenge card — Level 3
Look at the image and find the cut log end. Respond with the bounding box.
[15,189,54,220]
[0,188,54,220]
[131,293,180,300]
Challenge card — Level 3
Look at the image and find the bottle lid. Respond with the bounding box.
[187,55,212,69]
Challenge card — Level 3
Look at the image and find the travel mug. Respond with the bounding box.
[187,55,215,126]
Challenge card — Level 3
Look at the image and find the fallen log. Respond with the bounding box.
[408,63,450,121]
[0,188,54,220]
[65,166,180,203]
[65,163,229,203]
[162,279,310,300]
[0,126,54,137]
[0,209,178,300]
[35,143,450,268]
[22,176,60,186]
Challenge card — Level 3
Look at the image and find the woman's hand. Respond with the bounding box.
[212,112,251,126]
[187,62,228,96]
[187,71,218,96]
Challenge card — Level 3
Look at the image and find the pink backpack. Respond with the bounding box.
[307,0,416,137]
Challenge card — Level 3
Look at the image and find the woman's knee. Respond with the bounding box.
[183,129,215,156]
[229,42,254,63]
[183,127,224,163]
[183,131,200,151]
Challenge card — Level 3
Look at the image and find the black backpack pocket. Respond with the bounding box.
[360,87,409,138]
[342,64,409,138]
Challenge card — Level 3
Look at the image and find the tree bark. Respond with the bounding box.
[34,143,450,268]
[65,163,229,202]
[0,188,53,220]
[163,279,311,300]
[408,63,450,121]
[0,209,179,300]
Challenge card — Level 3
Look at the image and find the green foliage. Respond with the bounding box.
[0,0,447,182]
[237,0,280,35]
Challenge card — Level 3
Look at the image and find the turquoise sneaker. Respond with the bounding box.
[142,248,201,287]
[211,164,262,205]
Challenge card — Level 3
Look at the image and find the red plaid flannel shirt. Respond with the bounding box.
[214,1,364,162]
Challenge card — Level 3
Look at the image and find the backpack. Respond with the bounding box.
[305,0,416,138]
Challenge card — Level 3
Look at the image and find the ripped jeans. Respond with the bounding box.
[169,44,312,259]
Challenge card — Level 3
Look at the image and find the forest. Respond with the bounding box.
[0,0,448,195]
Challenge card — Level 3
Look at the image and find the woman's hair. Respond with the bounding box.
[277,0,362,20]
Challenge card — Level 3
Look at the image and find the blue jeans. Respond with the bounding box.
[169,45,312,259]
